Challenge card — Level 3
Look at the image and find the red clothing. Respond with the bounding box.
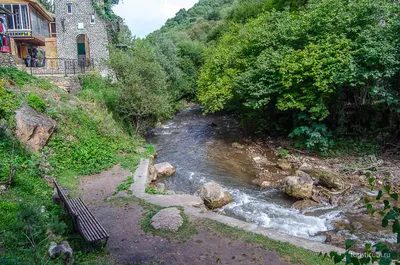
[0,23,4,34]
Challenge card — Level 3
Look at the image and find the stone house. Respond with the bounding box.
[54,0,109,69]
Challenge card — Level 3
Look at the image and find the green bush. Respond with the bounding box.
[107,40,174,133]
[27,93,46,112]
[198,0,400,150]
[278,149,289,158]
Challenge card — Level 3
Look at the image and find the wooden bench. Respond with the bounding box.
[53,179,109,244]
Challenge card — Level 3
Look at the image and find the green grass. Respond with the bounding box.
[0,68,155,264]
[145,186,168,195]
[115,175,134,194]
[201,219,333,265]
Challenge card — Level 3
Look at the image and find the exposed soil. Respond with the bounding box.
[79,166,292,265]
[79,164,131,204]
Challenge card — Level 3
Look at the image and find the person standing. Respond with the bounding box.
[0,17,6,47]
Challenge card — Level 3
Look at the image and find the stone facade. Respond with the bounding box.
[54,0,109,69]
[0,52,16,66]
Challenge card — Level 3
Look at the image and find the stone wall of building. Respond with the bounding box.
[54,0,109,69]
[0,52,16,67]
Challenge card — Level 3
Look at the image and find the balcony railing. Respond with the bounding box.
[7,30,46,42]
[26,58,95,75]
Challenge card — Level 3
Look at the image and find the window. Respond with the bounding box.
[90,14,95,24]
[67,4,72,14]
[50,22,56,37]
[30,8,49,37]
[0,4,30,30]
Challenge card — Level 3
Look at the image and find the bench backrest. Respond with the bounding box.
[53,178,76,216]
[53,178,69,204]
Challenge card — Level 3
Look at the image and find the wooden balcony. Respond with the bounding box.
[7,29,46,46]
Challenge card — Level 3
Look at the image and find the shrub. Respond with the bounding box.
[278,149,289,158]
[107,40,174,133]
[27,93,46,112]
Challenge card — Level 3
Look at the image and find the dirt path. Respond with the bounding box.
[79,165,292,265]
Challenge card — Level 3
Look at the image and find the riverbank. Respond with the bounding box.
[147,106,400,253]
[222,139,400,251]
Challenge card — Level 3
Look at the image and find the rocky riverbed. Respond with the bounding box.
[148,106,400,252]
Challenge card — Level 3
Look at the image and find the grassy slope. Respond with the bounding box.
[0,68,153,264]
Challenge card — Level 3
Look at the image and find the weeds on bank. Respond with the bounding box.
[115,175,134,194]
[145,186,168,195]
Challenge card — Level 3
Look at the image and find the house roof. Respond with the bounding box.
[28,0,54,21]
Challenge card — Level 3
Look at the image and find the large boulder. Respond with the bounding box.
[154,162,176,178]
[282,174,313,199]
[48,241,73,265]
[151,207,183,232]
[15,105,56,151]
[198,182,233,209]
[315,171,345,190]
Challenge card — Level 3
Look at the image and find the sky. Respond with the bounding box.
[113,0,198,38]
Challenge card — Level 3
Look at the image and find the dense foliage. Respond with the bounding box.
[122,0,400,152]
[194,0,400,151]
[104,0,396,152]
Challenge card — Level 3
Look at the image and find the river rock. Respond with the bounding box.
[151,207,183,232]
[252,178,271,188]
[15,104,56,151]
[282,174,313,199]
[291,199,318,211]
[0,185,7,194]
[316,171,345,190]
[324,231,347,246]
[232,142,244,149]
[148,166,157,183]
[154,162,176,178]
[299,162,313,172]
[48,241,73,265]
[252,155,269,164]
[155,182,167,193]
[333,219,351,230]
[277,160,292,170]
[198,182,233,209]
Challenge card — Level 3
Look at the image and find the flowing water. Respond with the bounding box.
[147,107,394,244]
